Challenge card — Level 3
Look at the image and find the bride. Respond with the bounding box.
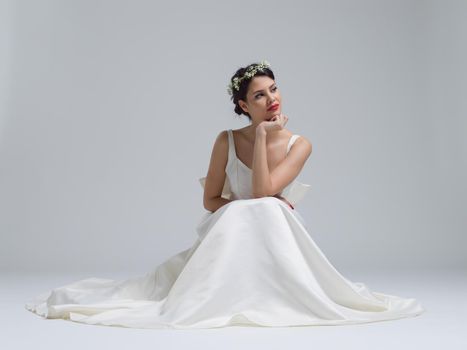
[25,60,425,329]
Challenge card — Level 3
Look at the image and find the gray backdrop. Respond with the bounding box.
[1,0,465,275]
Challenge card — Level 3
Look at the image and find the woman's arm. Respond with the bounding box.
[252,125,312,198]
[251,128,271,197]
[205,196,232,213]
[203,130,233,212]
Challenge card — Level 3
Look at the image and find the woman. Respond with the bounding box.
[202,60,312,213]
[25,60,425,330]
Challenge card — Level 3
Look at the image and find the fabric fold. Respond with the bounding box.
[25,197,424,329]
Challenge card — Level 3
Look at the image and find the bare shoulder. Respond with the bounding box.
[283,128,312,151]
[296,134,312,150]
[214,129,229,145]
[211,130,229,159]
[291,133,312,158]
[209,129,229,165]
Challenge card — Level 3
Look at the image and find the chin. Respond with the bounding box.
[265,112,280,120]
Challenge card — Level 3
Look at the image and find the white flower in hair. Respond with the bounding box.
[227,60,271,96]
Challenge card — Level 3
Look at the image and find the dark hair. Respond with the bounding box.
[229,62,275,121]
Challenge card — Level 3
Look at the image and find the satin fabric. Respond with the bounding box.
[25,130,425,329]
[199,130,311,206]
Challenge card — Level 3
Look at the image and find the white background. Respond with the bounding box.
[2,1,466,349]
[1,0,465,276]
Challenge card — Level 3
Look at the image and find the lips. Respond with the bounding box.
[267,103,279,111]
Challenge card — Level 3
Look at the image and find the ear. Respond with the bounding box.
[238,99,249,114]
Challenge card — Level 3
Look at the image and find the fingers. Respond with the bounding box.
[263,113,288,131]
[275,113,288,128]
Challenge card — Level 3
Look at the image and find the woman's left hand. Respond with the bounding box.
[273,194,294,210]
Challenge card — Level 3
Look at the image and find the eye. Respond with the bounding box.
[255,86,278,99]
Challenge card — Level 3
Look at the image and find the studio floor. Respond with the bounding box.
[2,267,466,350]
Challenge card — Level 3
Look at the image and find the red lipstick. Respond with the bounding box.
[267,103,279,111]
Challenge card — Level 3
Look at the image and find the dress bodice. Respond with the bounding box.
[199,129,311,206]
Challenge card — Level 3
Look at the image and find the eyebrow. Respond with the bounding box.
[252,83,276,95]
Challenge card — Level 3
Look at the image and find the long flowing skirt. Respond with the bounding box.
[25,197,425,329]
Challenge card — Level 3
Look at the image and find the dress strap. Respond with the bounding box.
[287,135,300,154]
[227,129,235,162]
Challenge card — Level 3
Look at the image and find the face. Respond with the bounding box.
[238,75,282,125]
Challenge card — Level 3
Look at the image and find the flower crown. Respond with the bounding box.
[227,60,271,96]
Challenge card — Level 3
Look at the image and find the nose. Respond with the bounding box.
[267,92,276,103]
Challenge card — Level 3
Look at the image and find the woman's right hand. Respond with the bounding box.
[257,113,289,134]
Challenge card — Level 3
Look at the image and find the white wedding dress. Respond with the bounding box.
[25,129,425,329]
